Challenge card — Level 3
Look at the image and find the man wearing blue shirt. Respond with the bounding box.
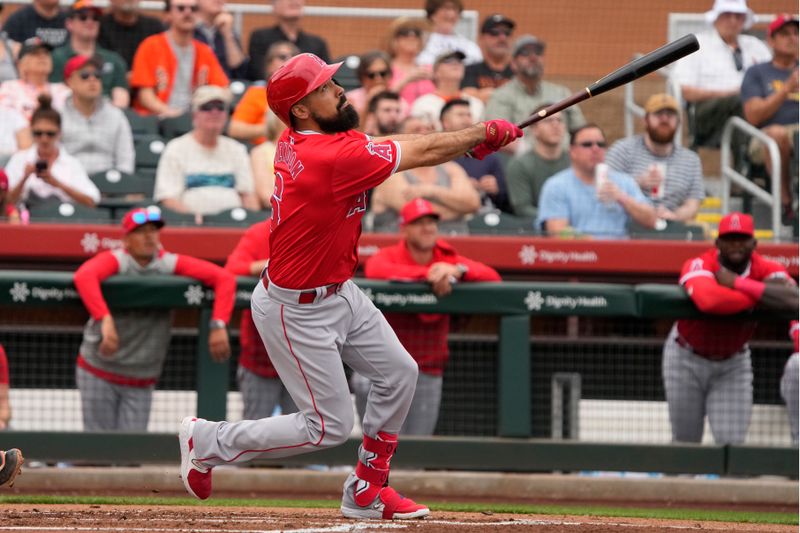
[537,124,657,239]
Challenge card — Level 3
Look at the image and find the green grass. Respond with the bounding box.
[0,495,795,525]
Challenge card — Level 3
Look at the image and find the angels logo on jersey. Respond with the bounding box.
[366,141,393,163]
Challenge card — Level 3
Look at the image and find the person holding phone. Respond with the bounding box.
[5,94,100,209]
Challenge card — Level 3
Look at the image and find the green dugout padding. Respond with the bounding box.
[0,270,796,476]
[0,432,793,477]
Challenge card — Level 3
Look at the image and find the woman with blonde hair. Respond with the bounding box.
[385,17,435,108]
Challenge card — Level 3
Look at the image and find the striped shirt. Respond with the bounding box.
[605,135,704,211]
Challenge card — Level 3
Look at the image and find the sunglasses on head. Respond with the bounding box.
[395,28,421,38]
[174,4,198,12]
[576,140,607,149]
[74,11,100,21]
[486,28,512,37]
[198,100,227,112]
[365,70,391,80]
[131,209,162,225]
[78,69,101,80]
[32,129,58,138]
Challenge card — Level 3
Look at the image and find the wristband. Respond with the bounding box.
[733,276,765,300]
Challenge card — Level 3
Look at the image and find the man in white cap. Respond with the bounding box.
[670,0,771,148]
[154,85,259,219]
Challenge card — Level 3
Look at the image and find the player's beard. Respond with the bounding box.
[647,122,677,144]
[313,98,359,134]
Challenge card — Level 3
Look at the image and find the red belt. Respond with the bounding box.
[675,335,731,361]
[261,277,342,304]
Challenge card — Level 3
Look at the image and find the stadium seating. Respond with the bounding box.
[123,108,159,140]
[202,207,269,227]
[158,113,193,141]
[627,220,706,241]
[331,55,361,92]
[467,211,537,235]
[27,199,112,224]
[133,134,167,176]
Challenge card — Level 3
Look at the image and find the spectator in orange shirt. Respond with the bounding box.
[129,0,228,117]
[227,41,297,146]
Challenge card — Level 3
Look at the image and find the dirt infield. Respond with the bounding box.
[0,504,794,533]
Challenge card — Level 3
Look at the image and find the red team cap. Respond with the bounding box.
[0,169,8,191]
[769,14,799,37]
[64,54,103,79]
[718,212,754,238]
[400,198,440,226]
[121,206,165,234]
[267,53,343,126]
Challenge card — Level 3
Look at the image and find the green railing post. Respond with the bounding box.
[195,308,230,420]
[498,314,531,437]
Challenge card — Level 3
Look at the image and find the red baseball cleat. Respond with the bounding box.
[178,417,212,500]
[341,473,429,520]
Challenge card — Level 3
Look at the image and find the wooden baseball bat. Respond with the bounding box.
[516,34,699,129]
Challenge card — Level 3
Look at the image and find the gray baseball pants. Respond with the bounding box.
[780,353,799,444]
[351,371,443,436]
[192,278,418,466]
[76,367,153,431]
[662,325,753,444]
[236,366,297,420]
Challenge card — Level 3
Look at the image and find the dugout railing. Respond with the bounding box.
[0,271,795,477]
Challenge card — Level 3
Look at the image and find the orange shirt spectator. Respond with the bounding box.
[130,32,228,115]
[231,85,267,145]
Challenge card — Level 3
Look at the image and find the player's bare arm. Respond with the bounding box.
[716,267,799,310]
[99,314,119,357]
[394,124,485,171]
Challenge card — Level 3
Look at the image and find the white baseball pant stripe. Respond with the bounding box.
[662,324,752,444]
[192,278,418,466]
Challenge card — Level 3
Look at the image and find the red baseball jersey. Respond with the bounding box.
[677,249,793,358]
[267,129,400,289]
[0,344,8,385]
[364,239,501,375]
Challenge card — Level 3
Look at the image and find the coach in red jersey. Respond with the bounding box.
[353,198,501,435]
[662,212,798,444]
[224,220,296,420]
[179,52,522,520]
[74,206,235,431]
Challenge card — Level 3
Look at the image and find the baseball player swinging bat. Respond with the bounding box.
[516,33,700,129]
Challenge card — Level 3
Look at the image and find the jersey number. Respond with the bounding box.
[270,171,285,230]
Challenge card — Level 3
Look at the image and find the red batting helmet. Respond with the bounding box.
[267,53,343,126]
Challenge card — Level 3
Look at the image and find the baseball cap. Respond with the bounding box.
[718,212,754,237]
[64,54,103,80]
[481,13,515,34]
[433,50,466,67]
[512,34,545,57]
[0,169,8,192]
[400,198,440,225]
[704,0,754,29]
[769,14,799,37]
[191,85,232,112]
[644,93,680,114]
[69,0,103,17]
[121,206,165,234]
[18,37,52,60]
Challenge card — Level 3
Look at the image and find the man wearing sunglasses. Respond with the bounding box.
[670,0,771,149]
[3,0,68,48]
[537,124,657,239]
[154,85,258,218]
[485,34,585,153]
[61,55,135,175]
[130,0,228,117]
[50,0,130,109]
[74,206,235,431]
[462,14,515,104]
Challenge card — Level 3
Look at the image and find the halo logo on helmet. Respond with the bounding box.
[267,53,344,127]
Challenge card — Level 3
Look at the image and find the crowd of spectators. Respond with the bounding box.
[0,0,794,236]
